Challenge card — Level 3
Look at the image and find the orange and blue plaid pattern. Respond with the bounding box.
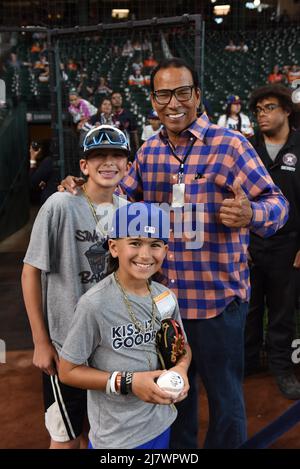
[120,114,289,319]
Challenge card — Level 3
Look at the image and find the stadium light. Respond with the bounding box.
[112,9,130,19]
[214,17,224,24]
[213,5,231,16]
[253,0,261,6]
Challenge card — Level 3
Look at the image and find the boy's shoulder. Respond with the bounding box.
[81,273,115,303]
[44,191,82,209]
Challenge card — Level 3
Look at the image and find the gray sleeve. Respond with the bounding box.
[59,296,101,365]
[23,197,58,272]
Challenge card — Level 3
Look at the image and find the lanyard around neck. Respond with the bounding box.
[167,136,196,183]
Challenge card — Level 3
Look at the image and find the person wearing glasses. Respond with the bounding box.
[22,126,130,449]
[59,59,289,448]
[245,85,300,399]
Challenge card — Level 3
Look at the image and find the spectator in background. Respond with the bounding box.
[111,91,139,157]
[93,76,112,107]
[128,68,145,87]
[68,90,97,130]
[237,41,249,53]
[77,70,94,101]
[131,56,144,73]
[6,52,21,70]
[29,140,58,206]
[141,110,161,141]
[287,64,300,86]
[217,95,254,138]
[268,65,285,85]
[89,98,113,127]
[144,53,158,70]
[225,40,237,52]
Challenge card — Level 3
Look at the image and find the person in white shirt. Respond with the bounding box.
[141,110,162,141]
[217,95,254,138]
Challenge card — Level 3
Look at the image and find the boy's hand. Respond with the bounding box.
[132,370,177,405]
[168,364,190,403]
[57,176,85,194]
[33,341,59,375]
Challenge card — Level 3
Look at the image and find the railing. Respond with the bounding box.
[0,102,29,241]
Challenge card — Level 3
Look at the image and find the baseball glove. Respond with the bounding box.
[156,318,186,369]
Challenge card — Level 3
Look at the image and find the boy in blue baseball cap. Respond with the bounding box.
[59,202,191,449]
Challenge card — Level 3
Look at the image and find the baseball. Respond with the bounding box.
[156,370,184,398]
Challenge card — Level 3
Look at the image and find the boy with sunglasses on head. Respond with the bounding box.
[59,202,191,449]
[21,125,130,449]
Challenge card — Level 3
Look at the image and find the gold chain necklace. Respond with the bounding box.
[82,184,99,226]
[114,272,158,370]
[114,272,157,334]
[82,184,114,239]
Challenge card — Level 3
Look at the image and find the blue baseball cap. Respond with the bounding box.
[147,110,159,120]
[227,95,241,105]
[103,202,170,249]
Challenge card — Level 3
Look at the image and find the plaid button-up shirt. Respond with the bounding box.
[120,114,289,319]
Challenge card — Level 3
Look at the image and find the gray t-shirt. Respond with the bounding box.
[23,191,127,351]
[265,142,284,162]
[60,273,185,449]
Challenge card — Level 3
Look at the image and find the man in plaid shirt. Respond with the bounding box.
[120,58,288,449]
[61,58,288,448]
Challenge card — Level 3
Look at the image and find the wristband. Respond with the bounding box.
[30,160,37,166]
[120,372,127,395]
[125,371,133,394]
[105,373,112,395]
[115,372,122,394]
[120,371,133,395]
[110,371,120,394]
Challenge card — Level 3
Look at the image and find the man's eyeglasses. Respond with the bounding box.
[253,103,281,116]
[152,85,195,105]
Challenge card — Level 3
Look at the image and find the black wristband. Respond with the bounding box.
[120,372,128,395]
[125,371,133,394]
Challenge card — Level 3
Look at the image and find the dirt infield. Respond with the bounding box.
[1,350,300,449]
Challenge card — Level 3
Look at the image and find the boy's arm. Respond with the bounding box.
[21,263,59,375]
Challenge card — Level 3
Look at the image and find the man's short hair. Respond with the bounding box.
[249,84,293,114]
[249,84,300,128]
[150,58,199,92]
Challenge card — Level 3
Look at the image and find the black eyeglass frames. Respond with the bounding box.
[152,85,195,105]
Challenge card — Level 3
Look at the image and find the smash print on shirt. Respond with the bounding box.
[75,229,109,284]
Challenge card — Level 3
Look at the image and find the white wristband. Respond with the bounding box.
[110,371,119,394]
[30,160,37,166]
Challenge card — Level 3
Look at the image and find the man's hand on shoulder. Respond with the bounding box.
[57,176,85,194]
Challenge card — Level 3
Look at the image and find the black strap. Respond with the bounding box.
[167,136,196,179]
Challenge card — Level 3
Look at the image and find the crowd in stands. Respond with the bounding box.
[268,64,300,86]
[225,39,249,53]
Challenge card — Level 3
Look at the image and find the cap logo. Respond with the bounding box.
[144,226,156,234]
